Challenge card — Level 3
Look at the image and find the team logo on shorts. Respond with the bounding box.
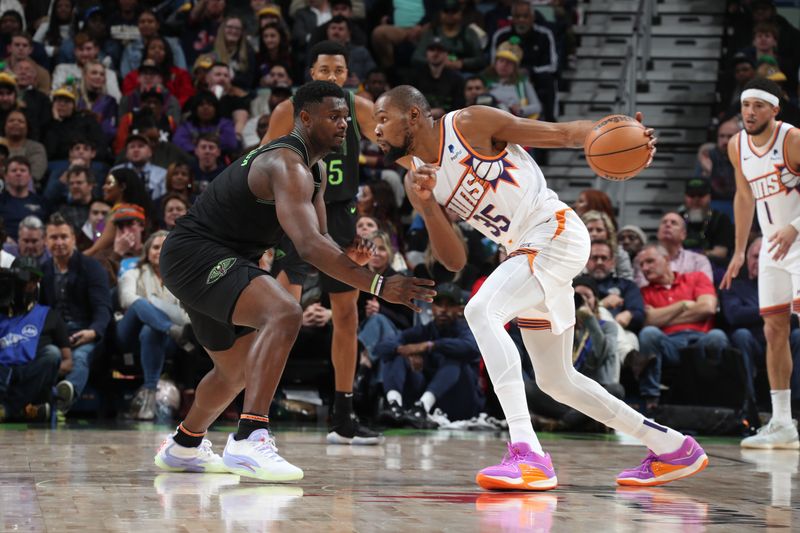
[207,257,237,284]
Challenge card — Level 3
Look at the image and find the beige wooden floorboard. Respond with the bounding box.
[0,427,796,532]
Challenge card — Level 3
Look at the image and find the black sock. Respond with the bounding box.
[333,391,354,424]
[234,413,270,441]
[173,422,205,448]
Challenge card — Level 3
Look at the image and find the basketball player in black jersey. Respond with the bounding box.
[154,81,435,482]
[264,41,385,444]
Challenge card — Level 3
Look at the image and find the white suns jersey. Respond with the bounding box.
[411,111,562,250]
[738,121,800,236]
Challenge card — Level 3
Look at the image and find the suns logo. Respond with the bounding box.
[780,166,800,189]
[463,154,518,192]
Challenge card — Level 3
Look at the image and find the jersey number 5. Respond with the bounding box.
[328,159,343,186]
[474,204,511,237]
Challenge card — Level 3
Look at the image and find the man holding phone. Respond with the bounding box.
[40,213,112,413]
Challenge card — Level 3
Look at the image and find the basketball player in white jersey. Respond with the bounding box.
[721,78,800,449]
[373,86,709,490]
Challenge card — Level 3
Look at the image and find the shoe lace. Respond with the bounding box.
[197,439,217,459]
[254,435,279,457]
[638,451,659,473]
[501,443,525,465]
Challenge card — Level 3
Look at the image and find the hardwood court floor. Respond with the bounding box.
[0,424,797,532]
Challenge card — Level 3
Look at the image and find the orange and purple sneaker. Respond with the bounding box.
[476,442,558,491]
[616,436,708,487]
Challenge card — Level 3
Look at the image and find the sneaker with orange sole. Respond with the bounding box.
[476,442,558,491]
[616,436,708,487]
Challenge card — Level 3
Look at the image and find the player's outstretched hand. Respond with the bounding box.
[346,237,376,266]
[635,111,657,167]
[768,225,799,262]
[720,252,745,290]
[407,164,439,201]
[381,275,436,312]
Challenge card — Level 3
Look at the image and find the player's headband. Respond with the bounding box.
[741,89,779,107]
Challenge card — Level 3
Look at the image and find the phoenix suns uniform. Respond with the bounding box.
[736,121,800,315]
[412,110,591,334]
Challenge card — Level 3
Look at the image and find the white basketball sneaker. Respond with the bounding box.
[155,435,228,473]
[741,419,800,449]
[222,429,304,482]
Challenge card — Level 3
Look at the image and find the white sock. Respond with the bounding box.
[771,389,792,425]
[631,419,687,456]
[386,390,402,406]
[498,380,544,455]
[420,391,436,413]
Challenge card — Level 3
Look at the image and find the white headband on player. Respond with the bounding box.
[741,88,779,107]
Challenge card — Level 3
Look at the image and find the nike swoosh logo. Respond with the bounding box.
[743,156,752,160]
[350,206,356,214]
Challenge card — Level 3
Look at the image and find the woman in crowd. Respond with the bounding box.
[84,168,154,257]
[356,215,380,240]
[118,230,190,420]
[160,193,190,230]
[574,189,617,229]
[173,91,238,156]
[2,110,47,186]
[256,22,292,88]
[34,0,75,61]
[581,210,634,280]
[356,214,407,273]
[357,231,413,376]
[120,9,187,77]
[122,36,194,107]
[158,163,196,206]
[357,180,402,250]
[77,60,118,145]
[213,16,257,90]
[482,42,541,118]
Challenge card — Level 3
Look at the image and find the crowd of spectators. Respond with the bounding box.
[0,0,796,435]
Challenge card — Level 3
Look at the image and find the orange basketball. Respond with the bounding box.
[584,115,651,181]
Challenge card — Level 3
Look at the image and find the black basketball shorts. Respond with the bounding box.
[160,228,268,351]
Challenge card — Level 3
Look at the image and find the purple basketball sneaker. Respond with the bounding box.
[617,436,708,486]
[476,442,558,491]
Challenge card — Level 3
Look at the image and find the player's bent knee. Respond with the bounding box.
[763,317,790,343]
[263,301,303,333]
[536,374,574,402]
[463,297,489,327]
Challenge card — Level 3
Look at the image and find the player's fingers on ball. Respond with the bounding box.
[635,111,643,122]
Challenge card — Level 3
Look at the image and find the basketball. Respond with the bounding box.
[584,115,652,181]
